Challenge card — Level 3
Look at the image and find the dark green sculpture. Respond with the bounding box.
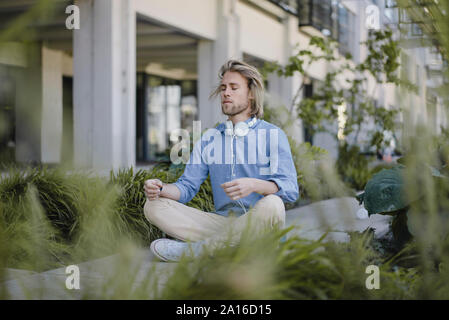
[356,165,408,217]
[356,163,447,245]
[356,165,413,245]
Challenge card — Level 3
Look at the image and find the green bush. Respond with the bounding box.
[0,184,71,272]
[110,163,214,244]
[110,166,165,245]
[0,168,102,270]
[0,163,215,271]
[336,143,373,191]
[0,167,80,242]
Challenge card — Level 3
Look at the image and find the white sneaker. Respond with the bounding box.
[150,238,204,262]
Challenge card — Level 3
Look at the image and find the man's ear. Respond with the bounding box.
[248,90,254,100]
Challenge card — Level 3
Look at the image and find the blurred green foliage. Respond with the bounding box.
[263,29,418,191]
[336,143,372,191]
[336,142,396,191]
[0,164,215,271]
[263,29,414,152]
[95,225,421,300]
[264,104,351,203]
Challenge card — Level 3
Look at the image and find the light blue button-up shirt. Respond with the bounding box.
[173,118,299,217]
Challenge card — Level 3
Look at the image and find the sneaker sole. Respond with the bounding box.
[150,239,170,262]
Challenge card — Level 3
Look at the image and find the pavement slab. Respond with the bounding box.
[1,249,177,299]
[285,197,392,242]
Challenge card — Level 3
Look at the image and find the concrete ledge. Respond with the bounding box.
[285,197,392,242]
[1,249,177,299]
[1,269,38,282]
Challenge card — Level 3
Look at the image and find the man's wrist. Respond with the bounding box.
[250,178,260,194]
[250,178,277,195]
[269,180,280,194]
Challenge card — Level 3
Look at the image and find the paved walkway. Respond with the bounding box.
[2,251,178,299]
[1,197,391,299]
[286,196,391,242]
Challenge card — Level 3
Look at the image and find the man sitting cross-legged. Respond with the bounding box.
[143,60,299,262]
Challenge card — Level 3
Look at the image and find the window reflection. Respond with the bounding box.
[0,68,16,163]
[147,77,168,160]
[338,3,356,58]
[136,73,197,163]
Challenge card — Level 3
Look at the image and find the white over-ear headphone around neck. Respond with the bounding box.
[225,117,258,137]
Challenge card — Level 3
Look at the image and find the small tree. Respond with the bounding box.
[264,29,417,189]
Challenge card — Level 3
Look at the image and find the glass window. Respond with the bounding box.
[147,77,166,160]
[411,23,423,37]
[269,0,298,15]
[303,82,314,144]
[415,65,421,94]
[136,74,197,162]
[338,4,355,58]
[313,0,335,37]
[384,0,398,23]
[166,84,181,138]
[372,0,383,7]
[298,0,338,39]
[180,80,198,133]
[0,69,16,163]
[385,0,397,8]
[298,0,312,25]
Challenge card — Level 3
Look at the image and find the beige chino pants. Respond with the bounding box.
[143,195,285,249]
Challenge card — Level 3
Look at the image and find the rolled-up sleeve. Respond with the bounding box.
[267,129,299,203]
[173,139,209,204]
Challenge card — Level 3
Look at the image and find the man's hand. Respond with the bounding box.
[221,178,255,201]
[144,179,163,200]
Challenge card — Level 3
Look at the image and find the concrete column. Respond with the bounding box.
[41,46,63,163]
[120,0,136,168]
[197,0,242,130]
[15,43,42,163]
[197,40,216,130]
[73,0,136,170]
[267,14,304,143]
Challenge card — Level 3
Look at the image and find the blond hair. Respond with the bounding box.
[210,59,264,118]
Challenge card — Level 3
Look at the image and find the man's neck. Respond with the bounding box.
[228,112,251,125]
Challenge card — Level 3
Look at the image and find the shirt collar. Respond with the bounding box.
[216,117,258,133]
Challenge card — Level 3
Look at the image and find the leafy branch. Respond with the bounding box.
[264,29,417,153]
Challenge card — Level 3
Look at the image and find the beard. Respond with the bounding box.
[221,102,250,117]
